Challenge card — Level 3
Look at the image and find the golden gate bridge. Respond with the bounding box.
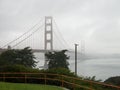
[0,16,75,69]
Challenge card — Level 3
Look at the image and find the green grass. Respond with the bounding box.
[0,82,64,90]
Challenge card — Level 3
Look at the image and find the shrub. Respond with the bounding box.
[43,68,75,77]
[0,65,40,73]
[104,76,120,86]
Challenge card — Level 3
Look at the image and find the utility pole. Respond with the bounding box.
[75,44,78,76]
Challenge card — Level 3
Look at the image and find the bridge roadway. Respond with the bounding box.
[0,48,73,53]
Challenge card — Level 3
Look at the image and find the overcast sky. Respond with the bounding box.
[0,0,120,54]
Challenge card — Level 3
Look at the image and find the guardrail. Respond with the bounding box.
[0,72,120,90]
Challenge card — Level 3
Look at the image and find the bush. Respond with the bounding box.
[0,66,114,90]
[104,76,120,86]
[0,65,40,73]
[43,68,75,77]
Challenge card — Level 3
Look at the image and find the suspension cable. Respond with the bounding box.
[53,18,71,50]
[2,18,44,48]
[12,24,44,48]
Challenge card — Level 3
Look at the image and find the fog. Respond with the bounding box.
[0,0,120,54]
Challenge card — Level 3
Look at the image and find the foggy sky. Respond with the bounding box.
[0,0,120,54]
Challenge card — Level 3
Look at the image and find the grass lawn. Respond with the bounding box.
[0,82,64,90]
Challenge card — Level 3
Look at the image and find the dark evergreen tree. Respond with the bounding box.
[45,50,69,69]
[0,47,37,68]
[104,76,120,86]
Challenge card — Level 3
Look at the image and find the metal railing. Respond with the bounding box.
[0,72,120,90]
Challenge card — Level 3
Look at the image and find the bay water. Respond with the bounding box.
[35,53,120,81]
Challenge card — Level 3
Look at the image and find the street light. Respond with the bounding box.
[75,44,78,76]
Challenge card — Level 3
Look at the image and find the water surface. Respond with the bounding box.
[35,53,120,81]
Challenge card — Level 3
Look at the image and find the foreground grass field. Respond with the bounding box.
[0,82,63,90]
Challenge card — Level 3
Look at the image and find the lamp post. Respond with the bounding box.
[75,44,78,76]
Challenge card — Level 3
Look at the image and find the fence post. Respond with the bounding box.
[90,82,93,90]
[72,78,75,90]
[3,73,5,82]
[45,74,46,85]
[117,87,120,90]
[25,73,27,83]
[61,75,64,87]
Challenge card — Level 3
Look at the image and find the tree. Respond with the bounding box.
[104,76,120,86]
[0,47,37,68]
[45,50,69,69]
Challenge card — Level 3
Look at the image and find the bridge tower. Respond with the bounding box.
[44,16,53,69]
